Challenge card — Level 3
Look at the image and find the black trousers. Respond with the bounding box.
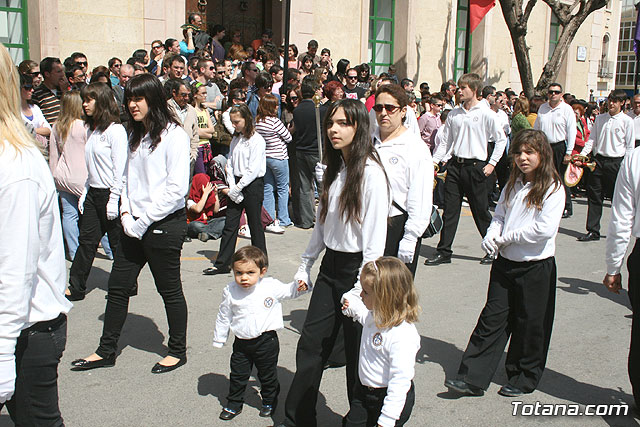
[550,141,572,214]
[226,331,280,411]
[283,249,363,427]
[345,380,415,427]
[457,255,556,392]
[214,177,267,269]
[627,241,640,407]
[384,214,421,277]
[2,314,66,427]
[69,187,122,296]
[96,211,188,360]
[436,158,492,256]
[585,155,623,235]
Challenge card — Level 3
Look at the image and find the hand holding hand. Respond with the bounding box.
[603,274,622,294]
[294,268,311,290]
[297,281,308,292]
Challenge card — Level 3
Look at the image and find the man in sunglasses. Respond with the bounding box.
[418,93,445,152]
[70,52,89,82]
[195,58,223,110]
[533,82,577,218]
[343,68,366,101]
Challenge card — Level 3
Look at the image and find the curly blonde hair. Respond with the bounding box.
[360,257,420,329]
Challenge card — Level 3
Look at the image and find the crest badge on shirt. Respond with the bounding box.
[372,332,383,347]
[264,297,274,308]
[389,157,398,165]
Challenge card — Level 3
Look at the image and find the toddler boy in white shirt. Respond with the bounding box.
[213,246,310,421]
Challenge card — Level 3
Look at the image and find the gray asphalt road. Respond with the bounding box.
[2,197,637,426]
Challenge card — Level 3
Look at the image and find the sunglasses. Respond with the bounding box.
[548,90,561,95]
[347,75,358,80]
[28,71,41,76]
[209,66,215,70]
[75,61,87,67]
[217,70,226,74]
[233,97,244,101]
[289,96,299,101]
[112,63,121,68]
[152,45,163,49]
[22,85,34,90]
[432,103,444,107]
[372,104,400,113]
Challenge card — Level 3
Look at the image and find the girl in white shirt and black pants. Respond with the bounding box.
[445,129,564,397]
[67,83,128,301]
[280,99,390,427]
[71,74,190,373]
[208,103,267,274]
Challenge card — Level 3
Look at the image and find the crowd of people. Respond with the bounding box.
[3,10,640,426]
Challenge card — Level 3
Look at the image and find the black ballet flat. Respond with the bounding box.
[151,357,187,374]
[444,379,484,396]
[65,288,85,301]
[70,355,115,371]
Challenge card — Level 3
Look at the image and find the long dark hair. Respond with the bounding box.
[319,99,387,224]
[504,129,561,210]
[229,103,255,139]
[124,73,179,152]
[81,83,119,132]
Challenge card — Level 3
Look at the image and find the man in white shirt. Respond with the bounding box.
[425,73,506,266]
[484,88,512,205]
[603,146,640,410]
[626,94,640,148]
[166,79,199,173]
[534,82,577,218]
[578,90,635,241]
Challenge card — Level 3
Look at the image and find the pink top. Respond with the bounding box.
[49,119,89,197]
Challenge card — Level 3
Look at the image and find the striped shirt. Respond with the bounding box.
[255,116,292,160]
[32,84,61,125]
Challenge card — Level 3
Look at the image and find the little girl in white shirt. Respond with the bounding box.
[342,257,420,427]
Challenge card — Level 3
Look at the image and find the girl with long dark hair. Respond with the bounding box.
[71,74,190,373]
[65,83,127,301]
[445,129,564,398]
[280,99,390,426]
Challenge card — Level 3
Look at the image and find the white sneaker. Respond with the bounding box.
[238,225,251,239]
[265,220,285,234]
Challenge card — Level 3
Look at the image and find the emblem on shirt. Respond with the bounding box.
[473,117,479,122]
[389,157,398,165]
[372,332,383,347]
[264,297,274,308]
[100,135,107,142]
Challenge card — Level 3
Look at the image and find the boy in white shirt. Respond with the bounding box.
[213,246,310,421]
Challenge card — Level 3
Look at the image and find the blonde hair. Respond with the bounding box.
[0,43,36,154]
[360,257,420,328]
[54,91,83,144]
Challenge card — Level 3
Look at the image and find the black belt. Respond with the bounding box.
[24,313,66,333]
[451,156,483,166]
[550,140,566,146]
[594,154,624,161]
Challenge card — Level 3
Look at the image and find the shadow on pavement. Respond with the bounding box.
[283,309,307,335]
[197,250,219,265]
[96,313,168,358]
[557,226,585,239]
[85,266,110,294]
[558,277,631,310]
[418,334,638,425]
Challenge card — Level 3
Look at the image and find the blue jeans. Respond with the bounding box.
[59,191,112,260]
[264,157,292,226]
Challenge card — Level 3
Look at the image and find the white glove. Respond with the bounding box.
[106,197,119,220]
[481,235,499,257]
[121,214,141,239]
[228,186,244,204]
[0,355,16,404]
[78,187,88,215]
[294,264,312,289]
[494,235,509,248]
[212,341,224,348]
[397,236,416,263]
[340,290,367,319]
[314,162,327,185]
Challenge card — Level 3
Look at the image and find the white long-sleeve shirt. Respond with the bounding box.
[373,128,432,242]
[432,101,506,166]
[85,123,128,203]
[486,178,565,262]
[581,112,635,158]
[348,304,419,427]
[299,160,390,281]
[213,277,310,345]
[534,101,577,154]
[120,124,190,235]
[227,132,266,191]
[626,110,640,140]
[0,142,72,355]
[606,147,640,275]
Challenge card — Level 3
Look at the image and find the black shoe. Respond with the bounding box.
[498,384,525,397]
[424,253,451,266]
[577,231,600,242]
[71,355,115,371]
[444,379,484,396]
[198,232,209,242]
[151,357,187,374]
[65,288,85,301]
[562,210,572,219]
[480,254,494,265]
[203,266,230,275]
[219,408,242,420]
[259,404,274,418]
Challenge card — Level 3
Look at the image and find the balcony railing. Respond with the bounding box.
[598,60,614,79]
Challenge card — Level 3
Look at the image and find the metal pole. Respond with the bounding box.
[464,0,471,74]
[283,0,291,84]
[635,56,639,94]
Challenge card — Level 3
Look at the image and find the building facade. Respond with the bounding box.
[3,0,618,100]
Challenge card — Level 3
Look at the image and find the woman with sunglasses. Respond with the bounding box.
[71,74,190,373]
[20,73,51,141]
[372,84,432,277]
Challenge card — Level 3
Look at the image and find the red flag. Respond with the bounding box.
[469,0,496,33]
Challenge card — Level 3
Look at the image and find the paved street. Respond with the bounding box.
[2,196,638,426]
